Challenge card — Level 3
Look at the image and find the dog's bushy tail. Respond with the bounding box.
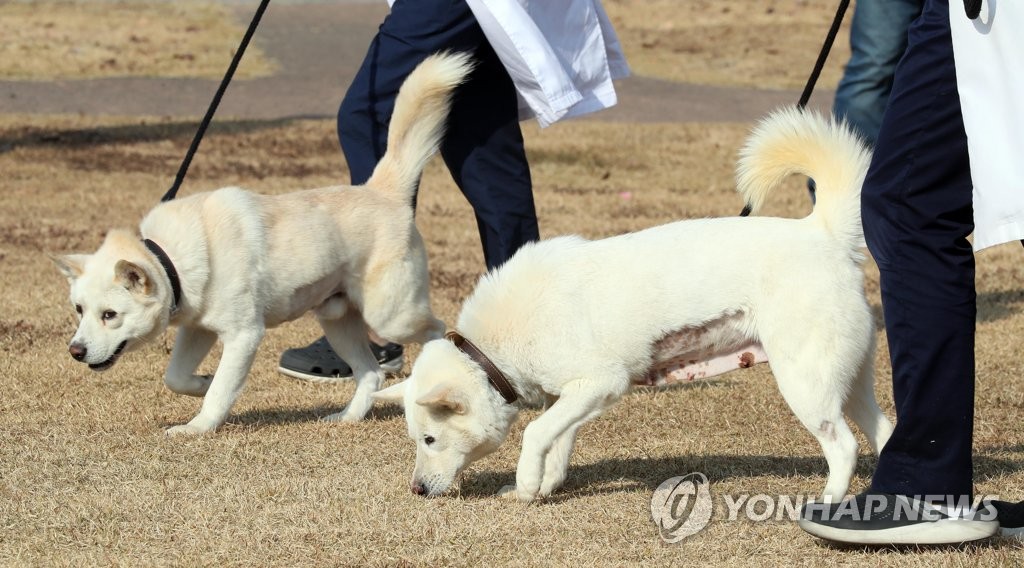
[365,51,474,202]
[735,106,872,247]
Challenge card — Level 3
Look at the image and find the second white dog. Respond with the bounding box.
[375,108,894,502]
[53,53,472,435]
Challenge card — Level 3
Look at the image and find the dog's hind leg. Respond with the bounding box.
[363,279,446,345]
[374,310,446,345]
[361,240,446,345]
[164,326,217,397]
[319,312,385,422]
[843,355,894,455]
[768,355,859,502]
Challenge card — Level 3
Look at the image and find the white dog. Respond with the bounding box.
[53,52,472,435]
[375,108,895,502]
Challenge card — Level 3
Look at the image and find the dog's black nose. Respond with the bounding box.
[69,344,87,361]
[411,482,428,496]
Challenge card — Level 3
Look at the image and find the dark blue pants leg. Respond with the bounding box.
[337,0,537,270]
[862,0,976,500]
[438,41,537,271]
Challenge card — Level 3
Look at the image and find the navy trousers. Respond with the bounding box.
[338,0,538,270]
[862,0,976,500]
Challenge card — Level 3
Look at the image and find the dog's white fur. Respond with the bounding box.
[375,108,895,502]
[53,52,473,435]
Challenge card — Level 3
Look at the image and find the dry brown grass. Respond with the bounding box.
[0,0,275,80]
[2,113,1024,566]
[3,0,1024,564]
[604,0,852,89]
[0,0,846,88]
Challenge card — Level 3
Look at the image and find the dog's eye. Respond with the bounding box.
[424,435,435,446]
[75,304,83,315]
[102,310,118,321]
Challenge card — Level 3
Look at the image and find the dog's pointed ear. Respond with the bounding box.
[114,259,154,295]
[372,380,409,406]
[52,254,89,283]
[415,384,467,415]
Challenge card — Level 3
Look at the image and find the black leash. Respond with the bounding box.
[739,0,850,217]
[160,0,273,203]
[796,0,851,111]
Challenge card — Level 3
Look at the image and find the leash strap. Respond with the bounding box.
[796,0,851,111]
[161,0,273,203]
[739,0,850,218]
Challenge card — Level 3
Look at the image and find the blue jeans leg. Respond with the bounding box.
[833,0,923,145]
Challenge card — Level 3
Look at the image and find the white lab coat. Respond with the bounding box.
[466,0,630,127]
[386,0,630,127]
[950,1,1024,250]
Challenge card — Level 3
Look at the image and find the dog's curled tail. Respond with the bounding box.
[365,51,474,202]
[735,106,872,246]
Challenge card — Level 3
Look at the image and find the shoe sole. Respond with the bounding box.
[798,518,998,545]
[1001,526,1024,539]
[277,359,405,383]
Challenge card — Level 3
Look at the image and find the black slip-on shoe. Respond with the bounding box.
[277,336,404,382]
[799,492,998,545]
[990,499,1024,538]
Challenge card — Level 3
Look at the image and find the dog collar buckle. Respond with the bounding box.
[445,330,518,404]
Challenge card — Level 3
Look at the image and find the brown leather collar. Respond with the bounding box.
[445,330,518,404]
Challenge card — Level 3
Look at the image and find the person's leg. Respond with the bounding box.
[809,0,922,203]
[338,0,537,269]
[833,0,923,145]
[336,34,386,186]
[337,0,485,186]
[439,40,538,270]
[800,0,996,544]
[863,0,974,501]
[282,0,522,380]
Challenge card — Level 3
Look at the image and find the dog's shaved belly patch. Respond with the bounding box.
[642,344,768,386]
[636,317,767,386]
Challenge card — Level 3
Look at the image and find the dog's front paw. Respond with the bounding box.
[497,484,539,502]
[321,409,361,423]
[165,423,212,437]
[539,479,563,499]
[322,403,370,423]
[539,464,568,498]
